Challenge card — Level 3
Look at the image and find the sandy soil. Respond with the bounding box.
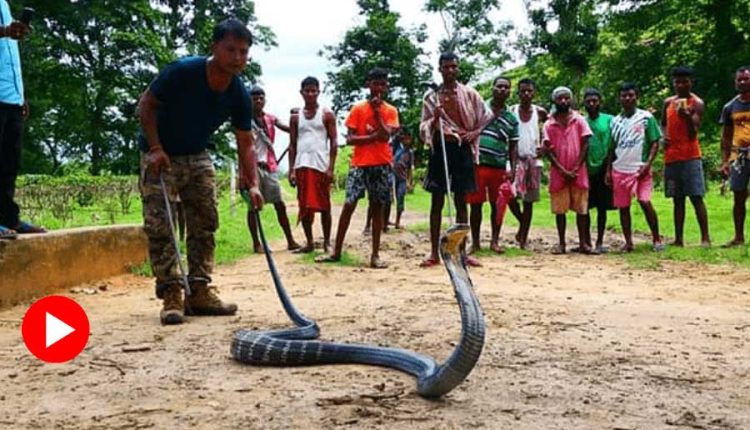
[0,208,748,429]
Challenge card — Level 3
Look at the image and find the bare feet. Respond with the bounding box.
[323,242,331,253]
[551,244,566,255]
[578,245,598,255]
[700,240,711,248]
[721,239,744,248]
[315,254,340,263]
[287,242,302,251]
[516,232,528,250]
[370,257,388,269]
[253,243,264,254]
[670,239,684,247]
[292,244,315,254]
[620,243,634,253]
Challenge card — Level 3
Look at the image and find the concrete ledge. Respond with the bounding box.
[0,225,148,308]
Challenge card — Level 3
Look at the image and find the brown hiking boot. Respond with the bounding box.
[185,282,237,316]
[160,284,185,325]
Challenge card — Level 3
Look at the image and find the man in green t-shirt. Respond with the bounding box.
[466,76,519,256]
[582,88,614,253]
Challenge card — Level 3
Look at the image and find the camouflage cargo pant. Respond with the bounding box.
[140,151,218,290]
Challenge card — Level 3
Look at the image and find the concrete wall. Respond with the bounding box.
[0,225,148,308]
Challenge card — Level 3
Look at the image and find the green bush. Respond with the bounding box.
[16,174,139,228]
[333,145,353,190]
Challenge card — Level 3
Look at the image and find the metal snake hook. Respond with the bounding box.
[159,173,192,312]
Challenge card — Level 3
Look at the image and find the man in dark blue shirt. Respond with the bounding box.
[138,18,263,325]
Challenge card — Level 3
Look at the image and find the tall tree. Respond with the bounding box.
[322,0,431,135]
[518,0,750,176]
[524,0,599,79]
[424,0,513,82]
[18,0,276,174]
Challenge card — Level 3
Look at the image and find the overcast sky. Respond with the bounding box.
[250,0,530,170]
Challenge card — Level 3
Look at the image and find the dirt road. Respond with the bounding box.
[1,210,748,429]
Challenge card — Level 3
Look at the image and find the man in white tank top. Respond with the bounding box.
[288,76,338,254]
[508,78,548,249]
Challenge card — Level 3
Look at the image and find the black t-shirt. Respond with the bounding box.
[138,56,253,155]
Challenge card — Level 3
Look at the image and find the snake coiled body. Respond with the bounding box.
[231,213,484,398]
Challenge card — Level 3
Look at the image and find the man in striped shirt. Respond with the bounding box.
[467,76,519,256]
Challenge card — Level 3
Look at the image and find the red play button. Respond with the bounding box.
[21,296,90,363]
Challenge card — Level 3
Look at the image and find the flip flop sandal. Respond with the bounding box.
[490,244,505,254]
[419,257,440,268]
[464,255,482,267]
[14,221,46,234]
[0,225,17,240]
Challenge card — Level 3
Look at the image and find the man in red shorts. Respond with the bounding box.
[288,76,338,253]
[467,76,519,256]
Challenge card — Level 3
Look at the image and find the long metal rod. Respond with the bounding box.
[433,89,454,224]
[159,174,192,301]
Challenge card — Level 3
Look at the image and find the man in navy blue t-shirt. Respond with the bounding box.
[138,19,264,325]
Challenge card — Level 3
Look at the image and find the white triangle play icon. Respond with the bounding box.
[46,312,75,348]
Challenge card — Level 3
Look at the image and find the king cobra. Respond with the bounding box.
[231,209,485,398]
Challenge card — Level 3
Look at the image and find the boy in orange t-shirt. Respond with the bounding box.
[316,68,399,268]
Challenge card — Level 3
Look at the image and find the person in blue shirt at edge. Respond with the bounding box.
[0,0,45,240]
[138,19,264,325]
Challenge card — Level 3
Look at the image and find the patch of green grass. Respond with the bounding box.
[128,261,153,277]
[392,181,750,269]
[471,247,533,259]
[296,250,362,267]
[214,192,292,265]
[406,221,432,233]
[49,175,750,272]
[34,199,143,230]
[615,241,750,270]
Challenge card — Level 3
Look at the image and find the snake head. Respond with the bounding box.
[440,223,470,256]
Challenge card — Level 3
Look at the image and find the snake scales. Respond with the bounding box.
[231,210,485,398]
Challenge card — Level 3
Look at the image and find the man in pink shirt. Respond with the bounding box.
[543,87,593,254]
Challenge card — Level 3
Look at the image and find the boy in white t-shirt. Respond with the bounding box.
[607,82,663,252]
